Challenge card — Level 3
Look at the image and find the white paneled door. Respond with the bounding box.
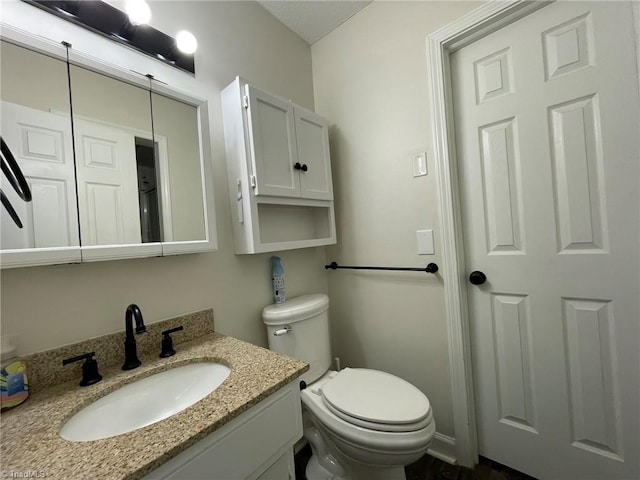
[0,102,79,249]
[451,2,639,479]
[73,118,141,246]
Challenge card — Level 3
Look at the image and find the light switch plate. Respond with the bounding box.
[416,229,434,255]
[412,152,428,177]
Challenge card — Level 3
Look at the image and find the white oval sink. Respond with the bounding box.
[60,362,230,442]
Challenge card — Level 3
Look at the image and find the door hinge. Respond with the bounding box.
[243,95,249,109]
[250,175,256,187]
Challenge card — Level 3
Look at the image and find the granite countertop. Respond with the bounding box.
[0,333,308,480]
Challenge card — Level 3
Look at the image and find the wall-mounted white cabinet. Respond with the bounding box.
[221,77,336,254]
[245,85,333,201]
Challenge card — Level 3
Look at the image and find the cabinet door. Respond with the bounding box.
[0,40,81,266]
[143,382,302,480]
[255,451,293,480]
[245,85,300,198]
[294,107,333,200]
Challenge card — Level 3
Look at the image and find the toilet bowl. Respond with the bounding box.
[303,369,435,479]
[262,294,435,480]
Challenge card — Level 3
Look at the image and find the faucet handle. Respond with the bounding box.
[160,326,184,358]
[62,352,103,387]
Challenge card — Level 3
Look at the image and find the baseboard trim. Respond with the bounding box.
[427,432,457,465]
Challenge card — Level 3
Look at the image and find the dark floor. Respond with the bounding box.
[295,444,536,480]
[405,453,536,480]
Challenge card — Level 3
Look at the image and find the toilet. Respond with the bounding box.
[262,294,435,480]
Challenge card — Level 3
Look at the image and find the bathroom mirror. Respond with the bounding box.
[0,29,216,268]
[69,64,163,252]
[0,40,81,265]
[150,92,206,243]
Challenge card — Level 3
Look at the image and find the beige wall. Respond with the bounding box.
[151,94,205,241]
[0,42,70,113]
[312,1,480,439]
[70,66,152,132]
[0,1,328,354]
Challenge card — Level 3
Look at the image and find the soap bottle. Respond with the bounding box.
[271,256,286,304]
[1,337,29,411]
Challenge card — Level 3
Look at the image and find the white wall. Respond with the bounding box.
[0,0,328,354]
[311,1,481,439]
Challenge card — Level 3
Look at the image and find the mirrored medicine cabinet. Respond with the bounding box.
[0,28,216,268]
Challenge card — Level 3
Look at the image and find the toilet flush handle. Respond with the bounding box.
[273,325,292,336]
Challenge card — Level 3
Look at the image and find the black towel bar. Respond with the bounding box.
[325,261,438,274]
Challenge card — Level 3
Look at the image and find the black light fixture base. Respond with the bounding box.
[22,0,196,74]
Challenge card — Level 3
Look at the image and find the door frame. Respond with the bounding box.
[428,0,640,468]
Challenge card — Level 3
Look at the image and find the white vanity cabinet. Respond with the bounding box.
[144,381,302,480]
[222,77,336,254]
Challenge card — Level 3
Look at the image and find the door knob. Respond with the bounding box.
[469,271,487,285]
[301,163,308,172]
[294,162,302,170]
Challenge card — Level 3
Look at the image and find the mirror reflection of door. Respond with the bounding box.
[72,117,142,245]
[0,41,78,250]
[69,65,160,246]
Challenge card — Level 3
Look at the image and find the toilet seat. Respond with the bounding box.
[302,376,435,455]
[319,368,432,433]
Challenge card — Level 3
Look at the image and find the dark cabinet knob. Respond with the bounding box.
[301,164,308,172]
[469,271,487,285]
[294,162,302,170]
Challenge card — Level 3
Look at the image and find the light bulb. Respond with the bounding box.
[176,30,198,54]
[125,0,151,26]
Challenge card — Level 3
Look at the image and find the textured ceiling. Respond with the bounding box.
[258,0,372,45]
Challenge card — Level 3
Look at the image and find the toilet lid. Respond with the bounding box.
[320,368,431,431]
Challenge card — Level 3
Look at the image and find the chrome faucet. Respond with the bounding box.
[122,304,147,370]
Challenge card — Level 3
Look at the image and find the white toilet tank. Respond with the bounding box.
[262,294,331,384]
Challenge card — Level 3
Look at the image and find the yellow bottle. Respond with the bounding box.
[1,339,29,411]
